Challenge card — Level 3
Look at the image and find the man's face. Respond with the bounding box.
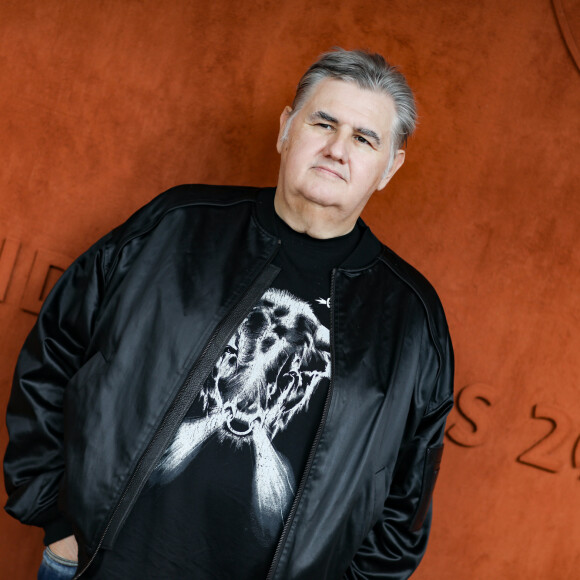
[275,78,405,236]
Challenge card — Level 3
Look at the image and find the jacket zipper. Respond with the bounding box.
[74,244,281,578]
[265,268,337,580]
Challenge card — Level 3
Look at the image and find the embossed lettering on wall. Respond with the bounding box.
[516,404,573,474]
[0,238,21,301]
[20,250,71,314]
[445,383,497,448]
[0,235,73,315]
[446,384,580,480]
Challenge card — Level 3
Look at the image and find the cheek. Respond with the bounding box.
[354,158,387,186]
[284,143,312,173]
[291,129,326,155]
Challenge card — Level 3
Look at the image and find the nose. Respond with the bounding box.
[324,130,349,163]
[237,398,258,414]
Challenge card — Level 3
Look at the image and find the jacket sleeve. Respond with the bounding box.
[345,318,454,579]
[3,233,113,545]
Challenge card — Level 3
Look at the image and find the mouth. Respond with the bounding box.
[313,165,346,181]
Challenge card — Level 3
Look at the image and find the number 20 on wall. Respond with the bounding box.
[445,383,580,478]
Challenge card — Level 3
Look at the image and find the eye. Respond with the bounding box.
[224,345,237,356]
[316,122,333,130]
[355,135,371,146]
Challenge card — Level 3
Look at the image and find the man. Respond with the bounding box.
[4,49,454,579]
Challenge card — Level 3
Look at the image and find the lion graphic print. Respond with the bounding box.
[150,288,331,543]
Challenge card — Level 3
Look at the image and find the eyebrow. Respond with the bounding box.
[308,110,382,147]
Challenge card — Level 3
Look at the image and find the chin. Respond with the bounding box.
[296,182,344,208]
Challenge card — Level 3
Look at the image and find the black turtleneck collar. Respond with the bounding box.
[254,187,383,271]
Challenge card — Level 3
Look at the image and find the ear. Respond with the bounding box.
[377,149,406,191]
[276,106,294,153]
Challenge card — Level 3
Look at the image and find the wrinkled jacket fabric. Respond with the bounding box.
[4,185,454,579]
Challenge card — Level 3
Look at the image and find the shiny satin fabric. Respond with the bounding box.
[4,185,453,578]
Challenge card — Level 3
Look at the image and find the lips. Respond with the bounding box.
[313,165,346,181]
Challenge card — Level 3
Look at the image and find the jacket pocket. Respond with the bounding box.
[410,444,444,532]
[368,465,392,531]
[63,350,109,459]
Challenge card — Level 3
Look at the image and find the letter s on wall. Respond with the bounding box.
[445,383,497,448]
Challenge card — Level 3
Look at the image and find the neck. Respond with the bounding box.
[273,192,356,239]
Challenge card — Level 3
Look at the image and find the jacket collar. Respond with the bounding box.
[254,187,382,271]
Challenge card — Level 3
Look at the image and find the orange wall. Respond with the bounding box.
[1,1,579,578]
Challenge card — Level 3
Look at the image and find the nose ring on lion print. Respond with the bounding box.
[224,403,262,437]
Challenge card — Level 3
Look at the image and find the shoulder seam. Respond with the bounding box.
[103,185,259,284]
[378,249,444,387]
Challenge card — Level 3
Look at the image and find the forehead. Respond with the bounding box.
[299,78,396,137]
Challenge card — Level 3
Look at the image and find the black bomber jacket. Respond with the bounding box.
[4,185,454,579]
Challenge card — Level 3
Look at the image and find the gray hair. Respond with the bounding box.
[286,48,417,168]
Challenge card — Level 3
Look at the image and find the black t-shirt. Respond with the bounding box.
[89,196,362,579]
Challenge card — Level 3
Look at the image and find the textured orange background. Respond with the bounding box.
[1,1,579,578]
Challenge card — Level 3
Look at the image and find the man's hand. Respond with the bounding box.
[48,535,78,562]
